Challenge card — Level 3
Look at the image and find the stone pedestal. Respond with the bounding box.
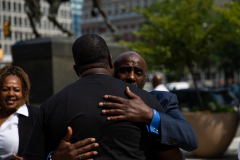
[12,37,78,104]
[12,37,128,104]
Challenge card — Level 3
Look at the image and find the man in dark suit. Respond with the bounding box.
[100,51,198,151]
[23,34,184,160]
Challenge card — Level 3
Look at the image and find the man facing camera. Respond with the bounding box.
[102,51,197,151]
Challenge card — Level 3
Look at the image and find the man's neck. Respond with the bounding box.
[80,68,112,78]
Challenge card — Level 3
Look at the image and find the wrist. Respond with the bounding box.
[145,107,153,125]
[47,151,54,160]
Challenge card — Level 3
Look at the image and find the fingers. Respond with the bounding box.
[75,141,99,160]
[102,95,126,103]
[74,138,97,149]
[62,126,73,142]
[126,87,137,99]
[106,115,127,121]
[13,153,23,160]
[99,102,124,109]
[77,143,99,155]
[80,151,98,160]
[102,109,124,115]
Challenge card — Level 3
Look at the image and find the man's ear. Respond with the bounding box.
[109,54,114,69]
[73,65,80,77]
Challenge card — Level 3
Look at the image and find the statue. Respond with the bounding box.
[47,0,74,36]
[25,0,122,41]
[24,0,42,38]
[91,0,122,41]
[24,0,73,38]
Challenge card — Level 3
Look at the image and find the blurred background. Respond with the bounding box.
[1,0,240,159]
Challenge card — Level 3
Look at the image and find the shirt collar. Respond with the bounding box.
[16,104,29,117]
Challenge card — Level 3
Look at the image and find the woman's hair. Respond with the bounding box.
[0,65,30,105]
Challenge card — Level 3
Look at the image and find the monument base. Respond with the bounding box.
[12,37,128,104]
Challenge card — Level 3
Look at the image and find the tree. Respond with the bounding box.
[214,1,240,84]
[122,0,224,110]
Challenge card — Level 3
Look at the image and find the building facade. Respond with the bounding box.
[81,0,231,42]
[81,0,157,42]
[0,0,72,66]
[71,0,83,36]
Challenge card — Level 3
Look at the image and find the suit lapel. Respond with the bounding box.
[18,112,32,157]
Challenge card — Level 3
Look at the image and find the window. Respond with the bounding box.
[3,15,6,22]
[137,0,140,8]
[115,4,118,14]
[2,1,5,10]
[8,2,11,10]
[14,17,17,25]
[124,33,129,41]
[19,3,21,12]
[14,3,16,11]
[19,18,22,26]
[8,16,11,24]
[25,18,27,26]
[98,27,106,33]
[144,0,148,8]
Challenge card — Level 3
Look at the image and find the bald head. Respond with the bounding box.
[152,74,163,88]
[114,51,147,89]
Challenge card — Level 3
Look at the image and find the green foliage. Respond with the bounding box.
[214,1,240,71]
[121,0,240,73]
[122,0,219,70]
[121,0,240,112]
[214,1,240,28]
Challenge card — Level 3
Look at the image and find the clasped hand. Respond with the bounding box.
[99,87,153,125]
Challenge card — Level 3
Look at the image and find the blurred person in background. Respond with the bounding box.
[152,73,169,92]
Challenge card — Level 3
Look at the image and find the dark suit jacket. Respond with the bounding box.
[150,91,198,151]
[18,105,39,157]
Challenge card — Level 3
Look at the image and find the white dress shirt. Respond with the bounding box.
[0,104,28,160]
[154,84,169,92]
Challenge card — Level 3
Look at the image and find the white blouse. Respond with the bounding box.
[0,104,28,160]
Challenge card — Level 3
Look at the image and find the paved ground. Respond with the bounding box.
[183,124,240,160]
